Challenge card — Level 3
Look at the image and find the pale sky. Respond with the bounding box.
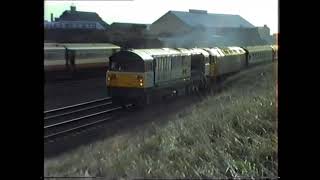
[44,0,279,34]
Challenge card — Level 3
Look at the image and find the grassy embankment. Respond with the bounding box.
[45,62,278,179]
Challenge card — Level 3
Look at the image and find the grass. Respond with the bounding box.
[44,62,278,179]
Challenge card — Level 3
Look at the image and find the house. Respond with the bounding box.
[45,6,108,30]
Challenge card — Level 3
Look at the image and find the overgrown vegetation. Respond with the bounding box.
[45,62,278,179]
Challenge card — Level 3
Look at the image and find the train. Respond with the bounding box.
[44,43,121,73]
[106,45,278,106]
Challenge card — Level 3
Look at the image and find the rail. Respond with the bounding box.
[44,97,132,142]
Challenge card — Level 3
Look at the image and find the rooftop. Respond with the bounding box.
[55,6,109,28]
[169,9,255,29]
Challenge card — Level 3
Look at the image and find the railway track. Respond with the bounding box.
[44,62,272,143]
[44,97,132,142]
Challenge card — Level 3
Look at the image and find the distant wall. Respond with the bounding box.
[44,29,163,48]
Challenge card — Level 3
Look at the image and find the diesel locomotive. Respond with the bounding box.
[106,45,278,105]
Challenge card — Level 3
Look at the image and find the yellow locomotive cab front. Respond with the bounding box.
[106,71,145,88]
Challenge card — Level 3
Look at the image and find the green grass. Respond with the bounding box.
[45,62,278,179]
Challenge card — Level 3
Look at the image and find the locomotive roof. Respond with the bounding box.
[114,46,247,62]
[203,47,225,57]
[203,47,246,56]
[131,48,212,58]
[228,47,246,54]
[189,48,210,57]
[129,48,190,61]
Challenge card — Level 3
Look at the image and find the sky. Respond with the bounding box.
[44,0,279,34]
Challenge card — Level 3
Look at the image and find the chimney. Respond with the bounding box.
[50,13,54,22]
[189,9,207,14]
[71,5,76,12]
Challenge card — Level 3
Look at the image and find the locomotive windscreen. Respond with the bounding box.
[109,51,145,72]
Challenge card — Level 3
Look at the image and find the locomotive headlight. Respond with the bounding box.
[137,75,143,84]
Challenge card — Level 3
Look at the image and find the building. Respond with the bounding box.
[273,33,279,45]
[257,25,273,44]
[44,21,105,30]
[158,27,267,48]
[45,6,108,30]
[149,9,255,36]
[110,22,150,35]
[149,9,267,47]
